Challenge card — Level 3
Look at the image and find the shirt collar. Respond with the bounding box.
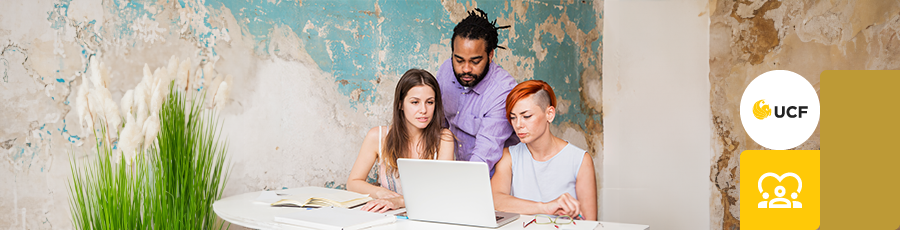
[468,62,496,95]
[451,61,496,95]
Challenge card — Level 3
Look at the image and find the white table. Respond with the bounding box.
[213,187,649,230]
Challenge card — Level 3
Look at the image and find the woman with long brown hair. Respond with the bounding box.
[347,69,455,213]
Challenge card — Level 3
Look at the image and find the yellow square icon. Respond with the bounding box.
[740,150,820,230]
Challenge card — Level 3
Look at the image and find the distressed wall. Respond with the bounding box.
[709,0,900,229]
[0,0,602,228]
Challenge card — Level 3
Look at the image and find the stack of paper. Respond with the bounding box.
[274,207,396,230]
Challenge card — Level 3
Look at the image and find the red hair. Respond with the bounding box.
[505,80,556,123]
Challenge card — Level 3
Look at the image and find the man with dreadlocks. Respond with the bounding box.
[438,8,518,177]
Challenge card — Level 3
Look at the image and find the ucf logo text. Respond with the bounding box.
[752,99,809,120]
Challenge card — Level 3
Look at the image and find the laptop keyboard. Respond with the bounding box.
[495,215,504,221]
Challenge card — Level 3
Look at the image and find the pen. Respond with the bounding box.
[396,211,408,219]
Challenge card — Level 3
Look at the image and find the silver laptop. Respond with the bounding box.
[397,158,520,228]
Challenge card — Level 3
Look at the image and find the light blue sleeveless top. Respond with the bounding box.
[509,142,585,202]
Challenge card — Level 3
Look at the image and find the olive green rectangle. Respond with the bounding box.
[821,70,900,229]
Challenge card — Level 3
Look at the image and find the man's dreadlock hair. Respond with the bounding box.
[451,8,511,54]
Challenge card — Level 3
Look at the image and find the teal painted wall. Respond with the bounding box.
[200,0,601,129]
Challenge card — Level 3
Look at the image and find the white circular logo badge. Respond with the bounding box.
[740,70,820,150]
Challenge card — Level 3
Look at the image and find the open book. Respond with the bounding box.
[272,196,373,208]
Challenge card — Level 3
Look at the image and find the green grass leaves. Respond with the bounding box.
[149,82,231,229]
[68,84,231,230]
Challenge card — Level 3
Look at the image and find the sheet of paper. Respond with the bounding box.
[254,191,283,204]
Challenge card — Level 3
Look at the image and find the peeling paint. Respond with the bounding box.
[729,0,782,65]
[130,14,166,44]
[709,1,900,229]
[47,0,73,30]
[205,0,601,121]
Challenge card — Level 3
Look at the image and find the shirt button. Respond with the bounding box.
[456,111,459,114]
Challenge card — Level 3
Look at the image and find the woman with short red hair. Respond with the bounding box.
[490,80,597,220]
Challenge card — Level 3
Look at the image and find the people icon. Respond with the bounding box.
[757,172,802,209]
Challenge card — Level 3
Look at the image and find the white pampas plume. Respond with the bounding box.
[120,90,134,117]
[103,96,122,133]
[213,81,230,112]
[153,66,167,87]
[117,113,134,162]
[201,64,216,106]
[82,102,94,135]
[99,61,111,88]
[188,63,203,90]
[134,79,150,129]
[88,87,111,129]
[88,57,111,89]
[91,85,112,103]
[136,99,149,132]
[149,67,164,98]
[89,56,104,88]
[88,86,116,142]
[141,115,160,151]
[142,63,153,89]
[154,84,170,115]
[134,82,148,112]
[137,67,152,101]
[87,93,100,124]
[118,113,143,165]
[159,75,171,95]
[76,76,91,132]
[149,83,163,116]
[149,67,168,116]
[176,59,190,90]
[167,55,179,77]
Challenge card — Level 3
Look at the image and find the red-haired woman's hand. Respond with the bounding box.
[540,193,582,218]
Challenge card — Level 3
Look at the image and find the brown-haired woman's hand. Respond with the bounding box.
[375,190,401,200]
[360,197,402,213]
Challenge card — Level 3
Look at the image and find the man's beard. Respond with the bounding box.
[454,63,490,87]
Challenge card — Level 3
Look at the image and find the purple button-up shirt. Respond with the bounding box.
[437,58,519,175]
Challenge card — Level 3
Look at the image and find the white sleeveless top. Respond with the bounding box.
[376,126,437,195]
[509,141,585,202]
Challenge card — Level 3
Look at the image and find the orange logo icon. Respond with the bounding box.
[753,99,772,120]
